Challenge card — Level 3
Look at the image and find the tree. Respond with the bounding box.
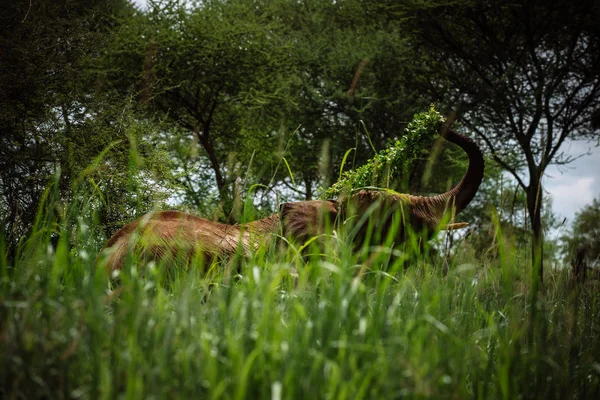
[106,0,449,215]
[105,0,299,221]
[0,0,146,255]
[561,198,600,269]
[456,161,561,263]
[405,0,600,282]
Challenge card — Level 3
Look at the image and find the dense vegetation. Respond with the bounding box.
[2,175,600,399]
[1,0,600,398]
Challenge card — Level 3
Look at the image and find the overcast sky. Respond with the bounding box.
[545,142,600,224]
[128,0,600,227]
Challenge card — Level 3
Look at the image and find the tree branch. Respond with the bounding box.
[469,124,527,189]
[281,178,305,196]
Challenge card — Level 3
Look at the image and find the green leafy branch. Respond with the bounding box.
[320,105,445,199]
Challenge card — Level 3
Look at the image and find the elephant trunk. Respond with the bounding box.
[424,125,485,220]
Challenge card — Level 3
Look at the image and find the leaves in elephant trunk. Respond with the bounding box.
[320,105,445,199]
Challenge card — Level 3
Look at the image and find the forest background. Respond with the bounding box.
[3,1,600,398]
[2,0,600,279]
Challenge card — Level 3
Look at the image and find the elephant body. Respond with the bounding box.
[100,210,277,272]
[99,126,484,272]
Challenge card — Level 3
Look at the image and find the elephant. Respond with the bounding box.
[98,125,484,273]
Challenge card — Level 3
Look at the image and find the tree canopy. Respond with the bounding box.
[2,0,599,277]
[0,0,176,254]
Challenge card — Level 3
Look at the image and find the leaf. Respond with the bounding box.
[282,157,296,186]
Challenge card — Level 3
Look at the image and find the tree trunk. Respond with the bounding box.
[192,126,225,192]
[527,179,544,284]
[201,138,225,193]
[304,176,313,201]
[192,126,233,222]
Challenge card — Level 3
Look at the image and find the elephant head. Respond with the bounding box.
[99,125,483,272]
[276,125,484,248]
[340,125,484,246]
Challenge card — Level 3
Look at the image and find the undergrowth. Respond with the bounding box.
[1,174,600,400]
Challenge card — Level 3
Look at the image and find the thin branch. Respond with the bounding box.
[429,19,498,90]
[469,124,528,189]
[204,97,219,136]
[281,179,305,195]
[21,0,32,23]
[551,149,590,166]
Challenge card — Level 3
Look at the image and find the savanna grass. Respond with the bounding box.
[1,162,600,400]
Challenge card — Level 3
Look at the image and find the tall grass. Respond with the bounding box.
[1,176,600,399]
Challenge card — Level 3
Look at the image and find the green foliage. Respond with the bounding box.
[102,0,434,206]
[103,0,298,218]
[0,0,138,256]
[270,0,430,200]
[322,106,444,198]
[561,197,600,266]
[91,108,181,237]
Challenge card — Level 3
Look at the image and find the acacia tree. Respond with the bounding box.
[0,0,146,254]
[106,0,297,221]
[406,0,600,282]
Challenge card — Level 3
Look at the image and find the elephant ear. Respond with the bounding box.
[280,200,339,244]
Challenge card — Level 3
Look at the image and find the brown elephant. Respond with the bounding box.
[98,125,484,273]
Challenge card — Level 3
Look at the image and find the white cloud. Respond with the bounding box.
[131,0,147,10]
[546,176,596,222]
[544,141,600,226]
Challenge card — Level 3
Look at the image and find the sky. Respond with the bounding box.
[128,0,600,227]
[545,141,600,225]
